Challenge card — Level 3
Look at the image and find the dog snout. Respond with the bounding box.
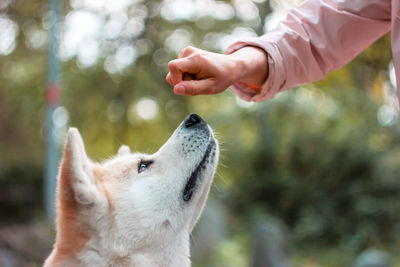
[184,114,204,128]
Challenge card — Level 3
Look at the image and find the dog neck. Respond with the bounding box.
[45,231,191,267]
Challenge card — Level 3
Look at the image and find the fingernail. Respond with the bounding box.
[174,84,185,95]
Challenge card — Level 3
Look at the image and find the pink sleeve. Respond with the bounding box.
[226,0,391,102]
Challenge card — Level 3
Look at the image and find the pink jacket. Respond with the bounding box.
[226,0,396,102]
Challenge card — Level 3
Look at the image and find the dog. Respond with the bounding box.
[44,113,219,266]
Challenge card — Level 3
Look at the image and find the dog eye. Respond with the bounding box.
[138,160,153,173]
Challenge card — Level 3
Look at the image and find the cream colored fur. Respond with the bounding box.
[44,115,219,267]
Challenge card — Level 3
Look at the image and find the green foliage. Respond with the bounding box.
[225,34,398,250]
[0,0,398,264]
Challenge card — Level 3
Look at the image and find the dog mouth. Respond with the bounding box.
[182,138,216,202]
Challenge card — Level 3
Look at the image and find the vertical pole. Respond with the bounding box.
[45,0,61,221]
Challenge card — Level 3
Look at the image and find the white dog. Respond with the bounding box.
[44,114,219,267]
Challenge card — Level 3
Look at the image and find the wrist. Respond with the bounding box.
[230,46,269,88]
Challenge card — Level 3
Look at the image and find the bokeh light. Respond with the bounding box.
[0,0,398,266]
[0,16,18,55]
[52,106,70,144]
[378,104,398,127]
[135,97,159,121]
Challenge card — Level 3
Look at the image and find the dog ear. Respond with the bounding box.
[117,145,131,156]
[59,128,98,206]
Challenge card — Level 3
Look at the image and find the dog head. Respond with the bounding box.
[54,114,219,259]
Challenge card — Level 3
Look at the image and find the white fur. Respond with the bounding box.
[45,116,219,267]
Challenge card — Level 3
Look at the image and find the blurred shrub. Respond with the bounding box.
[0,163,43,223]
[227,81,400,250]
[0,0,397,258]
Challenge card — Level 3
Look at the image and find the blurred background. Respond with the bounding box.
[0,0,399,266]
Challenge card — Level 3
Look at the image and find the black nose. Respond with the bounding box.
[184,114,204,128]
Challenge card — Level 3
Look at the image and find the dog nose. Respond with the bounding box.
[184,114,204,128]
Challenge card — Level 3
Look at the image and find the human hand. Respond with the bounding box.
[166,46,268,96]
[166,46,238,96]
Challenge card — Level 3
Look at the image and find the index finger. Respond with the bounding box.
[167,59,183,85]
[167,57,201,85]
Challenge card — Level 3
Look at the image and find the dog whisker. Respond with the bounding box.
[46,114,219,267]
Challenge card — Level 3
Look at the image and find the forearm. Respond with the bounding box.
[226,0,391,102]
[229,46,269,89]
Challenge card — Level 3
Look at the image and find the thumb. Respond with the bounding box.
[174,79,222,96]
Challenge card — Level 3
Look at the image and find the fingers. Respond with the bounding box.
[167,46,207,85]
[178,46,199,58]
[167,46,228,96]
[167,60,183,85]
[166,71,194,85]
[173,79,224,96]
[166,72,173,85]
[167,55,204,85]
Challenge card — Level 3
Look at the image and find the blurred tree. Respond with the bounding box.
[0,0,398,265]
[227,34,399,250]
